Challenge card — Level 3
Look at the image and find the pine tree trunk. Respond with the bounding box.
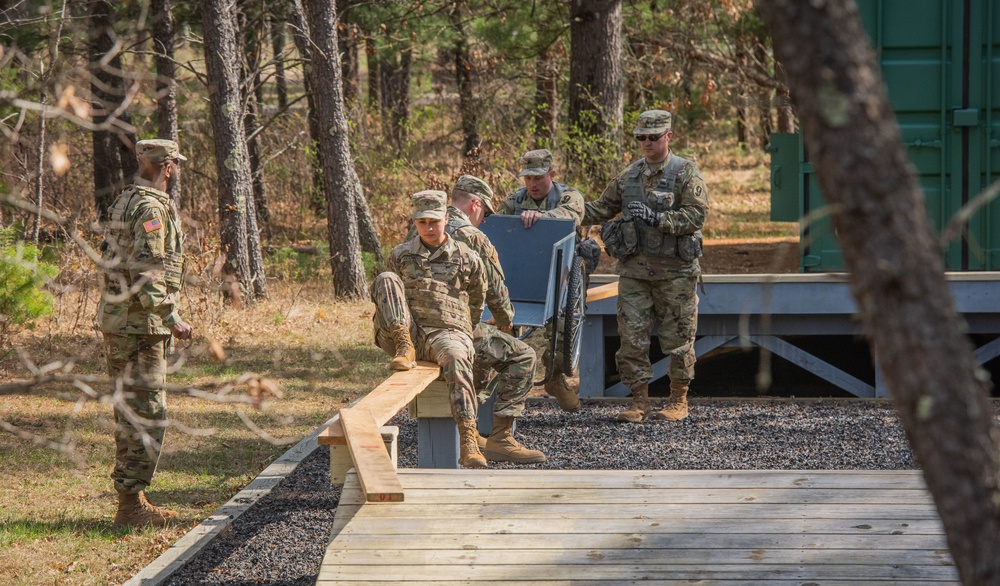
[88,0,138,221]
[336,0,360,109]
[286,0,325,216]
[380,45,411,152]
[774,64,795,133]
[758,1,1000,582]
[366,38,381,110]
[270,6,288,110]
[450,0,478,158]
[533,46,557,148]
[201,0,267,302]
[151,0,180,206]
[754,43,773,151]
[301,0,368,298]
[567,0,623,140]
[239,4,271,240]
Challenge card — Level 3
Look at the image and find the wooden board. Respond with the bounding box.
[318,469,958,584]
[319,362,440,446]
[585,281,619,303]
[338,408,404,502]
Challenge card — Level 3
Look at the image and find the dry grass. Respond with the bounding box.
[0,281,385,585]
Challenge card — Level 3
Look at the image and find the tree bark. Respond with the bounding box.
[201,0,267,302]
[336,0,360,109]
[238,3,271,239]
[286,0,326,216]
[301,0,368,298]
[270,5,288,110]
[366,37,381,110]
[753,42,772,151]
[151,0,180,205]
[449,0,478,158]
[88,0,138,221]
[774,63,795,133]
[757,1,1000,583]
[533,46,558,149]
[568,0,623,140]
[380,43,412,152]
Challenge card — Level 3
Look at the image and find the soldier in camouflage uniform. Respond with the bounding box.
[447,175,545,464]
[583,110,709,423]
[97,139,193,527]
[500,149,585,412]
[371,191,490,468]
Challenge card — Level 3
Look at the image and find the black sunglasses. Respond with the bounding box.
[635,133,666,142]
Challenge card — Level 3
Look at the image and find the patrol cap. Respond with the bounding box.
[136,139,187,163]
[633,110,672,135]
[411,190,448,220]
[453,174,495,216]
[519,149,553,177]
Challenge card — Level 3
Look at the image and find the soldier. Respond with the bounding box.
[448,175,545,464]
[583,110,709,422]
[499,149,585,412]
[371,191,490,468]
[97,138,193,527]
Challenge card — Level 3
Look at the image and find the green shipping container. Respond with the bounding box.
[770,0,1000,271]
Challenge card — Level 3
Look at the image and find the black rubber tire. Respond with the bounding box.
[562,255,586,376]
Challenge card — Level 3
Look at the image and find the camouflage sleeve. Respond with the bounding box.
[499,194,517,215]
[466,252,487,327]
[129,202,179,326]
[583,173,626,226]
[543,187,585,226]
[659,163,710,235]
[468,231,514,327]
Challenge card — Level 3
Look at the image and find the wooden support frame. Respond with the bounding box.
[330,425,398,485]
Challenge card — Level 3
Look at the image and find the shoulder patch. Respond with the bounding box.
[561,195,571,204]
[143,218,163,233]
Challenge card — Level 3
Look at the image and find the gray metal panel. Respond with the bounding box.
[417,418,458,469]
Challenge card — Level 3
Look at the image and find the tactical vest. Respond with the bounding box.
[512,182,566,214]
[445,213,473,236]
[401,248,474,335]
[102,186,185,296]
[622,154,688,258]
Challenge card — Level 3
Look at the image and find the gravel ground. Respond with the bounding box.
[164,398,940,585]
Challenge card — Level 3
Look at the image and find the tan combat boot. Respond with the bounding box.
[457,419,488,468]
[616,383,652,423]
[113,491,178,528]
[388,323,416,371]
[483,416,546,464]
[655,380,689,421]
[544,373,580,412]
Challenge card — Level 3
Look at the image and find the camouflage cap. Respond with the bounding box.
[135,139,187,163]
[519,149,553,177]
[411,190,448,220]
[633,110,672,135]
[453,174,495,215]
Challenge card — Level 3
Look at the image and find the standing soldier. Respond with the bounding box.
[500,149,585,411]
[448,175,545,464]
[98,139,193,527]
[583,110,709,422]
[371,191,489,468]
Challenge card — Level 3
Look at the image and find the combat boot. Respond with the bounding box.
[457,419,488,468]
[616,383,652,423]
[483,416,546,464]
[388,323,416,371]
[544,373,580,412]
[655,380,689,421]
[113,491,178,528]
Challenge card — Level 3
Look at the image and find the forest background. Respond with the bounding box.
[0,0,800,583]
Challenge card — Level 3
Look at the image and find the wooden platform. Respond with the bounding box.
[317,469,958,584]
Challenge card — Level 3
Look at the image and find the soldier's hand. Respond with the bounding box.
[499,323,513,333]
[627,201,662,227]
[521,210,542,228]
[170,320,194,340]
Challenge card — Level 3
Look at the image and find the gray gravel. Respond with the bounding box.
[163,398,953,585]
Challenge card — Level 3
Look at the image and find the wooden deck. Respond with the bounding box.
[318,469,958,584]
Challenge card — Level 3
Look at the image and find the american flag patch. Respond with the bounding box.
[143,218,163,233]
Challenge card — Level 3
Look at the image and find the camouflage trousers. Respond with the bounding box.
[371,272,477,421]
[473,323,535,418]
[616,274,698,388]
[104,333,170,495]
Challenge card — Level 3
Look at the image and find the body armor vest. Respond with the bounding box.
[512,182,566,214]
[622,154,688,258]
[402,250,474,335]
[103,186,185,297]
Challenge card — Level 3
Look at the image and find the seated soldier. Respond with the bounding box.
[370,190,489,468]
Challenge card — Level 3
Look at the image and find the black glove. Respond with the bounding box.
[627,201,661,227]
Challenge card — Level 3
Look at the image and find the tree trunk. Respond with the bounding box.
[366,37,380,110]
[380,44,411,152]
[286,0,325,216]
[88,0,138,221]
[270,6,288,110]
[735,43,748,147]
[533,46,557,148]
[336,0,360,109]
[301,0,368,298]
[239,3,271,239]
[450,0,478,158]
[754,42,773,151]
[201,0,266,302]
[567,0,623,140]
[757,1,1000,583]
[774,63,795,133]
[151,0,180,205]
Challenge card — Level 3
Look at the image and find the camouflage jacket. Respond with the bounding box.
[97,184,185,335]
[444,207,514,328]
[388,234,487,337]
[500,182,585,226]
[584,154,709,279]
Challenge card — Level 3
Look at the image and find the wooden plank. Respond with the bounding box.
[585,281,619,303]
[339,408,404,502]
[319,362,440,445]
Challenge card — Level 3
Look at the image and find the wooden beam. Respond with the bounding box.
[339,407,405,502]
[586,281,619,303]
[319,362,441,445]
